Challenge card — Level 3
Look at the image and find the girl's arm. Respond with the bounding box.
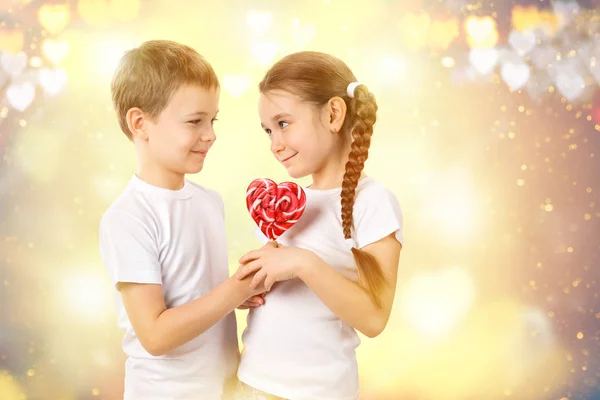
[298,234,401,338]
[239,233,401,338]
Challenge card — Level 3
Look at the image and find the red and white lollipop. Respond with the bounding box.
[246,178,307,240]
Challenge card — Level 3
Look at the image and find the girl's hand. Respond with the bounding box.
[235,240,279,303]
[236,245,316,291]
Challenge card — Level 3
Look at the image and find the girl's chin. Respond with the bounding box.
[284,165,310,180]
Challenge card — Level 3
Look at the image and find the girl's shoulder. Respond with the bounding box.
[355,177,399,206]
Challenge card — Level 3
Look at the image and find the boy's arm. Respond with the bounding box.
[120,275,262,357]
[99,208,264,357]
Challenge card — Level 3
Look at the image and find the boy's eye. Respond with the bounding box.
[265,128,272,136]
[279,121,289,129]
[211,118,218,125]
[188,119,201,125]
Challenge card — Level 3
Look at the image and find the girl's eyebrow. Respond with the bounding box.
[261,112,292,129]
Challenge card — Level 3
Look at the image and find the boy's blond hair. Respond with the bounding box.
[111,40,219,140]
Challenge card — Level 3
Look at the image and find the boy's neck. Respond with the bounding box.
[136,164,186,190]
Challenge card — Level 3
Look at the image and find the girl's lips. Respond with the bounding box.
[281,153,298,163]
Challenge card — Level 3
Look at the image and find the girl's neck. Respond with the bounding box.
[310,143,365,190]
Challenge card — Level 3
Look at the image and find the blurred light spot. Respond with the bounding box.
[378,54,407,84]
[63,269,112,321]
[250,41,277,66]
[401,267,475,338]
[222,74,251,98]
[246,11,273,36]
[441,57,455,68]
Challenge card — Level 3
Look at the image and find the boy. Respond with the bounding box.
[99,40,264,399]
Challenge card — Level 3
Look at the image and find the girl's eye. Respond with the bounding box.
[265,129,272,137]
[211,118,218,125]
[188,119,201,125]
[279,121,289,129]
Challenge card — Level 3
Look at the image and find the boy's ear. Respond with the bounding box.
[126,107,149,140]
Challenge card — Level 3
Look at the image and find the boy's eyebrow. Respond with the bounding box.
[185,110,219,117]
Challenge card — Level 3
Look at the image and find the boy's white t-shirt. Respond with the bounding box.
[237,177,403,400]
[99,175,239,400]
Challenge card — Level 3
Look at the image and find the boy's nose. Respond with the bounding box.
[201,126,216,143]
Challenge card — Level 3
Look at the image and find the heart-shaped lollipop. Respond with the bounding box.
[246,178,306,240]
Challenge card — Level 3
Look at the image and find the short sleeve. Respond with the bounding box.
[353,184,403,249]
[99,209,162,289]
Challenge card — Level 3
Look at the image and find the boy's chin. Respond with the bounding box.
[185,162,205,174]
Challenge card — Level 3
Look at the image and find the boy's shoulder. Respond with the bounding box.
[99,178,227,232]
[186,179,222,199]
[100,182,152,230]
[185,179,225,210]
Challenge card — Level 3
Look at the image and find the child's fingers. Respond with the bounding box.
[236,260,262,280]
[250,270,267,289]
[238,296,264,309]
[239,249,261,264]
[249,295,264,304]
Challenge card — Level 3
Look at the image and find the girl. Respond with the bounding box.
[236,51,403,400]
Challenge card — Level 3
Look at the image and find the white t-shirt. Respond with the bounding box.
[237,177,403,400]
[99,175,239,400]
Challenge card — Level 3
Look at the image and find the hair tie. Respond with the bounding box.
[346,82,361,98]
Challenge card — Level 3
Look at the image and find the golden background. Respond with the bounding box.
[1,0,599,399]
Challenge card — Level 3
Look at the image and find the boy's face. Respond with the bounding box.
[145,84,219,175]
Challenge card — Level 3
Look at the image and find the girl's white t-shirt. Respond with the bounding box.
[237,177,403,400]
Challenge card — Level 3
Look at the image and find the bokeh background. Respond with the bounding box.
[1,0,600,399]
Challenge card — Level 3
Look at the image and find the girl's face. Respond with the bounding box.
[258,90,341,179]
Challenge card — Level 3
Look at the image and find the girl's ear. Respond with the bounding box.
[327,96,347,133]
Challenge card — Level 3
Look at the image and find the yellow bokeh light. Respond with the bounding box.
[419,171,482,239]
[250,40,278,66]
[61,268,113,321]
[465,16,499,48]
[38,3,71,35]
[400,267,475,337]
[42,39,70,66]
[0,371,25,400]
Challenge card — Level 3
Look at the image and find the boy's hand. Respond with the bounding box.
[235,240,278,309]
[237,293,266,310]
